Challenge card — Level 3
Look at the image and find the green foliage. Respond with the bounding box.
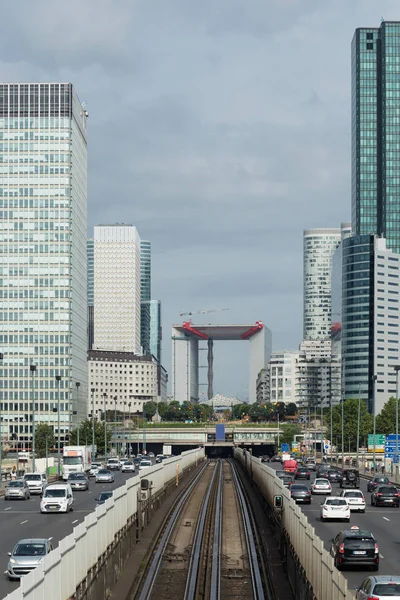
[69,418,112,454]
[325,398,373,452]
[143,401,157,418]
[279,423,302,446]
[376,397,397,435]
[34,424,54,458]
[285,403,298,417]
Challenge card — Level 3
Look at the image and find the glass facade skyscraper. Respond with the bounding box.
[140,240,151,355]
[352,22,400,253]
[87,238,94,350]
[0,83,88,449]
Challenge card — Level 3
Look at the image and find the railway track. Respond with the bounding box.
[133,459,271,600]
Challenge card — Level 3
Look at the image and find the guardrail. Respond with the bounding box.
[4,447,205,600]
[235,448,352,600]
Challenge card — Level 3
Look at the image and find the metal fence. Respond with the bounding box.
[4,447,205,600]
[234,449,352,600]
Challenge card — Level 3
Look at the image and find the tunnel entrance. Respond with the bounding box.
[205,446,234,458]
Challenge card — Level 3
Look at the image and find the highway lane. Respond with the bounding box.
[270,463,400,595]
[0,470,139,599]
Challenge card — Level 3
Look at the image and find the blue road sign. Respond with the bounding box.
[394,455,399,464]
[281,443,289,452]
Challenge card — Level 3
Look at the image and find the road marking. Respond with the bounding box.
[380,553,385,559]
[20,520,28,524]
[88,491,92,494]
[383,517,390,521]
[48,537,53,541]
[4,507,11,511]
[72,519,78,524]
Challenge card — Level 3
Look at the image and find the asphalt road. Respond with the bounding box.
[0,469,140,599]
[270,463,400,595]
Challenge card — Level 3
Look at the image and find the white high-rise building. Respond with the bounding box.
[93,225,141,354]
[268,351,299,404]
[303,227,349,340]
[0,83,88,450]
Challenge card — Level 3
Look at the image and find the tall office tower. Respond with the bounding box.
[87,238,94,350]
[0,83,88,450]
[352,22,400,253]
[140,240,151,355]
[93,225,141,354]
[149,299,162,363]
[303,228,342,340]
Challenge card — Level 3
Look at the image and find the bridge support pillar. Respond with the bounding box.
[207,338,214,400]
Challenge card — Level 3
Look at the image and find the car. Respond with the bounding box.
[155,454,165,463]
[23,472,47,495]
[67,473,89,491]
[326,470,343,484]
[4,479,30,501]
[320,497,350,522]
[148,452,155,458]
[290,484,312,504]
[275,470,287,479]
[330,526,379,571]
[96,491,113,506]
[139,459,152,471]
[96,469,115,483]
[371,485,400,507]
[306,462,317,472]
[89,463,102,477]
[294,467,310,480]
[121,461,136,473]
[270,455,282,463]
[280,475,294,489]
[340,468,360,488]
[316,465,330,478]
[106,458,120,471]
[7,538,54,580]
[367,476,389,493]
[355,575,400,599]
[312,478,332,495]
[119,458,129,468]
[40,484,74,513]
[340,490,366,513]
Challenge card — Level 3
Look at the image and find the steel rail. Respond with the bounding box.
[230,460,265,600]
[138,460,209,600]
[210,459,223,600]
[184,460,221,600]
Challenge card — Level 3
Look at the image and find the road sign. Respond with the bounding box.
[368,434,385,453]
[324,444,330,450]
[394,455,400,464]
[281,443,289,452]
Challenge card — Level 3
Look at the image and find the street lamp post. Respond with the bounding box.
[143,404,147,453]
[0,353,4,479]
[30,365,37,472]
[341,358,345,464]
[75,382,80,446]
[330,397,333,461]
[356,384,361,468]
[91,388,95,460]
[372,375,378,474]
[103,393,107,461]
[128,402,132,456]
[123,401,127,456]
[394,366,400,480]
[114,396,117,455]
[55,375,62,478]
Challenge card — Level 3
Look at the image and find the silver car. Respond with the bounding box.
[7,538,53,580]
[356,575,400,599]
[95,469,115,483]
[4,479,30,501]
[121,461,136,473]
[67,473,89,490]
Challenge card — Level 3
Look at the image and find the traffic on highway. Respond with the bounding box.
[271,460,400,596]
[0,456,158,597]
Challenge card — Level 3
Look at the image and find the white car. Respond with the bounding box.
[40,484,74,513]
[23,473,47,495]
[312,478,332,495]
[139,459,152,471]
[121,461,136,473]
[119,458,129,468]
[89,463,102,477]
[356,575,400,599]
[320,497,350,522]
[340,489,366,513]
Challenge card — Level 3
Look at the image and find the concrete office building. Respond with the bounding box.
[140,240,151,356]
[87,237,94,350]
[268,351,298,404]
[256,368,269,404]
[303,228,344,341]
[0,82,88,449]
[93,225,141,355]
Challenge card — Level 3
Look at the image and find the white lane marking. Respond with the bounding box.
[72,519,78,524]
[4,507,11,511]
[88,491,92,494]
[383,517,390,521]
[48,537,53,541]
[380,553,385,559]
[20,520,28,524]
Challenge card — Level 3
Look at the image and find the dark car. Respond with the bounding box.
[67,473,89,491]
[133,457,141,467]
[371,485,400,507]
[340,469,360,489]
[261,456,270,463]
[367,476,389,493]
[316,465,330,478]
[280,475,294,489]
[95,491,113,506]
[294,467,310,480]
[270,456,282,463]
[306,461,317,472]
[290,484,311,504]
[155,454,165,464]
[330,527,379,571]
[326,470,342,484]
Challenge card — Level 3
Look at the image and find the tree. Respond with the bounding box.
[143,401,157,419]
[285,403,298,417]
[279,423,302,446]
[34,424,54,458]
[157,402,169,418]
[231,403,249,420]
[376,397,397,435]
[69,418,112,455]
[325,398,373,452]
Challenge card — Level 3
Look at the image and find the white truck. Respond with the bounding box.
[162,445,172,456]
[62,446,92,481]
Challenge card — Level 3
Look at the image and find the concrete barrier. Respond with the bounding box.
[235,448,352,600]
[4,447,205,600]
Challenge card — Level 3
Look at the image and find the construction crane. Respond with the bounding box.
[179,308,230,317]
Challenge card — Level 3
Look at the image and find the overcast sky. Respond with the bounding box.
[1,1,398,400]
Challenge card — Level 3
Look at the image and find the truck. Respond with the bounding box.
[62,446,92,480]
[283,458,298,473]
[162,445,172,457]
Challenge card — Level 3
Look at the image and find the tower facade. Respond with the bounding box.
[0,82,88,449]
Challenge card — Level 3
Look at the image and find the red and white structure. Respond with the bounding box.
[172,322,271,403]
